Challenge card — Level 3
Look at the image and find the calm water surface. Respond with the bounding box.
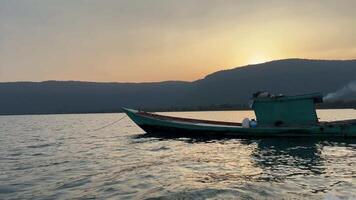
[0,110,355,199]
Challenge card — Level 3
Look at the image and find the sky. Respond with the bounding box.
[1,0,356,82]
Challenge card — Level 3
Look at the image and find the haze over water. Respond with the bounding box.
[1,110,355,199]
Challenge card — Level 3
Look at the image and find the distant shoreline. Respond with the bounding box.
[1,59,356,116]
[1,105,355,116]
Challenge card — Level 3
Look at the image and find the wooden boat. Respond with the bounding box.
[123,93,356,137]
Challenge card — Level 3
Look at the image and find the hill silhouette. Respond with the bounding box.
[1,59,356,115]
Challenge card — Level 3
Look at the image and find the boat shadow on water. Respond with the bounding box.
[131,133,356,198]
[133,132,356,177]
[133,132,356,145]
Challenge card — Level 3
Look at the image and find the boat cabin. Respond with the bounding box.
[251,92,323,127]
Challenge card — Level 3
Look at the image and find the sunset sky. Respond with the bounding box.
[1,0,356,82]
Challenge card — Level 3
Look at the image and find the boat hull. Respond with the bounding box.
[123,108,356,137]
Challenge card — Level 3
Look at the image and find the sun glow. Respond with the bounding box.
[247,54,271,65]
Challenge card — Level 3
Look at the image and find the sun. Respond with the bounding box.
[247,56,270,65]
[247,55,271,65]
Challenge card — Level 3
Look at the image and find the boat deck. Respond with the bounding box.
[123,108,356,137]
[138,110,356,128]
[138,111,243,126]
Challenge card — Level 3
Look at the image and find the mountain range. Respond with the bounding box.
[1,58,356,115]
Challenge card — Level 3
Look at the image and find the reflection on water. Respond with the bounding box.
[0,110,355,199]
[137,133,356,198]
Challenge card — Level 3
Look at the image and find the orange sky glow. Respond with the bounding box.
[1,0,356,82]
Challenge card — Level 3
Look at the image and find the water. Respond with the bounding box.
[0,110,355,199]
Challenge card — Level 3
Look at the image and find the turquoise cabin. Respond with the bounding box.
[251,92,323,126]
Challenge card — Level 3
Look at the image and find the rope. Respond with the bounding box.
[90,115,127,132]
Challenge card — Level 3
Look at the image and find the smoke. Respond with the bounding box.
[323,80,356,102]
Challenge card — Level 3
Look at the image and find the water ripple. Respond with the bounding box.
[0,112,355,199]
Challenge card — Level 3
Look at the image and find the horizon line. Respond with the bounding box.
[1,58,356,84]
